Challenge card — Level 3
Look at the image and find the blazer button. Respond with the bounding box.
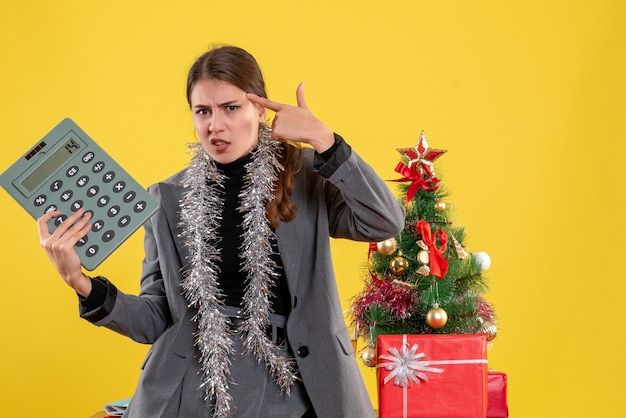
[297,346,309,358]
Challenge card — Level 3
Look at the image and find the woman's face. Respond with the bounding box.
[190,78,266,164]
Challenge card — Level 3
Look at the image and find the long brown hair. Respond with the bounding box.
[186,45,301,227]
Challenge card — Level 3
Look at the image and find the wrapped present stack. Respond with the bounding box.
[349,132,508,418]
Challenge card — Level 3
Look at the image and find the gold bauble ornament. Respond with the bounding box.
[361,345,377,367]
[426,304,448,329]
[480,319,498,341]
[434,200,447,211]
[377,238,398,256]
[390,255,409,275]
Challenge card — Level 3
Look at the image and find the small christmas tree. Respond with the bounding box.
[350,131,497,367]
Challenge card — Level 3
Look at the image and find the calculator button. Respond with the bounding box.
[54,215,68,226]
[86,185,100,197]
[107,205,121,217]
[91,220,105,232]
[84,209,94,219]
[82,151,95,163]
[76,175,89,187]
[113,181,126,193]
[102,230,115,242]
[50,180,63,192]
[70,200,84,212]
[44,204,57,213]
[34,195,47,206]
[97,195,110,207]
[66,166,79,177]
[134,201,148,213]
[86,245,99,257]
[60,190,73,202]
[123,191,136,202]
[118,215,131,227]
[76,235,88,247]
[92,161,105,173]
[102,171,115,183]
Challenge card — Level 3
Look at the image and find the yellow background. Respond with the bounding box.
[1,1,624,417]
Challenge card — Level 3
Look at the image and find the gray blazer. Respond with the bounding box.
[82,144,405,417]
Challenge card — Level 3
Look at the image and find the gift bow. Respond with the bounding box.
[392,162,440,205]
[378,342,445,387]
[417,220,449,279]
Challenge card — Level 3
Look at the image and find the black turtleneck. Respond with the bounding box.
[215,154,291,317]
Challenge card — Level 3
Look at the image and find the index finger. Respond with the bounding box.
[37,210,61,238]
[246,93,283,112]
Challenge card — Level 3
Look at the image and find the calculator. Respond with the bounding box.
[0,118,159,271]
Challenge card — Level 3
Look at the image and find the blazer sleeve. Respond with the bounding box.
[320,136,405,242]
[79,187,174,344]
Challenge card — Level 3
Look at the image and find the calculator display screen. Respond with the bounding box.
[21,138,81,192]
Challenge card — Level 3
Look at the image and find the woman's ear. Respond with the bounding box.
[257,104,267,123]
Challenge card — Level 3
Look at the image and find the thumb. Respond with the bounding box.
[296,81,308,109]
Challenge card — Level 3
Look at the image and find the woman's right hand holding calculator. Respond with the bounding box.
[38,208,94,297]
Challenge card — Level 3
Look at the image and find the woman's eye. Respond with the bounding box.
[196,109,210,115]
[226,105,239,112]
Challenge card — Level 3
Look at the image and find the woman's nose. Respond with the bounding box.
[209,112,224,133]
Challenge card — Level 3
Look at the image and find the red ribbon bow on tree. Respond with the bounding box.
[393,131,447,205]
[417,220,449,279]
[392,162,440,205]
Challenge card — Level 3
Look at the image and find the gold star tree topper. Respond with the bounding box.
[396,131,447,177]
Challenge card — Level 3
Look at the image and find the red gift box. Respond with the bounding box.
[377,334,488,418]
[487,370,508,417]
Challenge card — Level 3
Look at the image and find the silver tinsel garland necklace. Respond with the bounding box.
[179,125,297,417]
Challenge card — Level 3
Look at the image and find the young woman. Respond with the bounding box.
[38,45,404,417]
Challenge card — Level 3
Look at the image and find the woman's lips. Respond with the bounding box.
[210,138,230,152]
